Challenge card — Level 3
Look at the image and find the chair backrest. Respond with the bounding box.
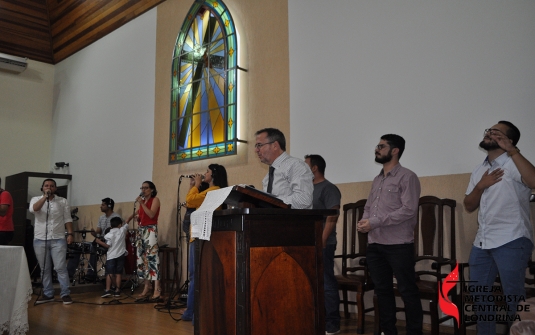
[413,196,457,278]
[336,199,367,275]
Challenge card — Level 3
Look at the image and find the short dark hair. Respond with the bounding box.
[102,198,115,210]
[42,178,56,187]
[498,120,520,146]
[41,178,56,191]
[208,164,228,188]
[110,216,122,228]
[255,128,286,151]
[381,134,406,159]
[143,181,157,197]
[304,154,326,175]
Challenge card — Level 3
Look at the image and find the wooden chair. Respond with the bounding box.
[373,196,457,334]
[334,199,375,334]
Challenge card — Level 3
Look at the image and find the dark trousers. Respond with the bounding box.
[0,231,14,245]
[367,243,423,335]
[323,244,341,332]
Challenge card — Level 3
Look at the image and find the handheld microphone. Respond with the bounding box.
[181,174,205,180]
[139,192,145,200]
[45,190,51,200]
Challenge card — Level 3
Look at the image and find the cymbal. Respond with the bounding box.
[74,229,93,234]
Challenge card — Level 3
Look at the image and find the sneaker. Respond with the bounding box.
[114,290,121,297]
[325,328,340,335]
[35,294,54,304]
[181,311,193,321]
[62,295,73,305]
[101,290,113,298]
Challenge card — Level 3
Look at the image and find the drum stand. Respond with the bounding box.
[121,229,139,293]
[94,252,107,281]
[70,230,97,286]
[71,253,89,286]
[122,270,140,293]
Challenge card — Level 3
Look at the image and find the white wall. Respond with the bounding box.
[0,61,55,182]
[52,8,157,206]
[289,0,535,183]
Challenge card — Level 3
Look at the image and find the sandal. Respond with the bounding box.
[149,288,162,302]
[135,292,150,302]
[137,292,150,298]
[135,295,150,302]
[149,295,163,302]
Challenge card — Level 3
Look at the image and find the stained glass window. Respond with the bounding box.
[169,0,238,164]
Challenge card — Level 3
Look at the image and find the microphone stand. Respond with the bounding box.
[177,176,190,304]
[126,197,139,293]
[35,193,51,305]
[156,176,186,313]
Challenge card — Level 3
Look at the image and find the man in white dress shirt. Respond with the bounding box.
[30,178,74,305]
[254,127,313,209]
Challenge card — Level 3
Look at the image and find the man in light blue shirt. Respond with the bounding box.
[465,120,535,335]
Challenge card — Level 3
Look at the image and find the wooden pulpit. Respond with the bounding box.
[194,186,335,335]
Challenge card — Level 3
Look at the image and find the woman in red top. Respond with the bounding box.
[0,178,14,245]
[126,180,161,301]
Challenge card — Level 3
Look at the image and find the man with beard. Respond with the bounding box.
[30,178,74,304]
[357,134,422,335]
[464,121,535,334]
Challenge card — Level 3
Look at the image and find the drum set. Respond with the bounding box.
[67,228,138,289]
[67,229,107,286]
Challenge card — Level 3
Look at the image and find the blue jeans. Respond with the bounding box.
[468,237,533,335]
[366,243,423,335]
[182,240,195,321]
[34,238,71,297]
[324,243,340,332]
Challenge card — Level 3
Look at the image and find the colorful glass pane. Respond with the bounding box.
[169,0,237,164]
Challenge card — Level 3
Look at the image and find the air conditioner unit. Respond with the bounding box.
[0,52,28,73]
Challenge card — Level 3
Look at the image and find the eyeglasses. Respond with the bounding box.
[376,144,390,150]
[140,186,150,190]
[484,128,507,137]
[254,141,274,149]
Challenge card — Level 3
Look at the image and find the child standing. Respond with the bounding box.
[95,216,128,297]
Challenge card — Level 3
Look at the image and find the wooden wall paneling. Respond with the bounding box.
[50,0,165,63]
[0,0,165,64]
[0,0,53,63]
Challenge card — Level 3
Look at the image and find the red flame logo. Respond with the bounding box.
[438,263,459,328]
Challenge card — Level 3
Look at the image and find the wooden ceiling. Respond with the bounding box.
[0,0,165,64]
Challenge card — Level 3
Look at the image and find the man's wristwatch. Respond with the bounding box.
[508,148,520,157]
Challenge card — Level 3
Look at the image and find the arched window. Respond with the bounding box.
[169,0,238,164]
